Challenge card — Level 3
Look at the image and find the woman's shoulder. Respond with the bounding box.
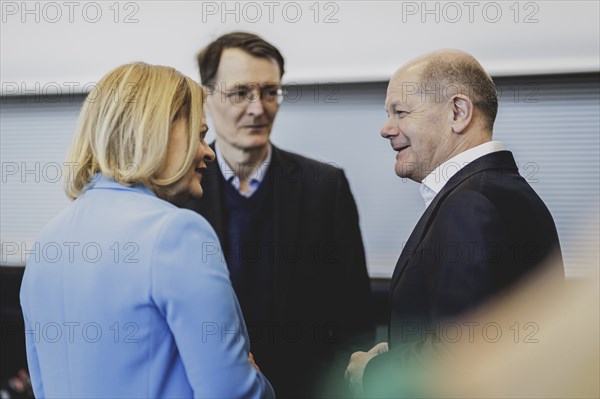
[83,184,216,231]
[157,206,217,240]
[33,188,218,256]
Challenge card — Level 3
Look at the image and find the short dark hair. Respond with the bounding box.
[196,32,285,88]
[420,58,498,131]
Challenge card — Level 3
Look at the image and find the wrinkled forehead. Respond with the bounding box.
[385,67,424,108]
[214,48,281,86]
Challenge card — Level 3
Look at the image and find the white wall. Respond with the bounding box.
[1,0,599,94]
[1,1,599,278]
[2,76,599,278]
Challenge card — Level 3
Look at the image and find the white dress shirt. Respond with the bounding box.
[420,141,505,209]
[216,143,272,197]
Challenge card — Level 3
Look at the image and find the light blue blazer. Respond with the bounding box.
[20,175,274,398]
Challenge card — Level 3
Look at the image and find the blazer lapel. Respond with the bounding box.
[390,196,439,287]
[270,146,303,319]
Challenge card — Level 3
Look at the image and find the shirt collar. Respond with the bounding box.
[420,141,505,208]
[215,142,272,196]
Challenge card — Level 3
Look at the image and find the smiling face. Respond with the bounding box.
[159,117,215,203]
[381,65,454,182]
[205,48,282,153]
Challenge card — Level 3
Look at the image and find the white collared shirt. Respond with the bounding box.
[420,141,505,209]
[216,142,272,198]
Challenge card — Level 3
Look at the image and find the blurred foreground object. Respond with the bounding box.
[429,255,599,398]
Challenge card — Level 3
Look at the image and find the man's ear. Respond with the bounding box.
[450,94,473,134]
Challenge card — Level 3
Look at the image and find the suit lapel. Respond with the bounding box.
[390,196,438,285]
[270,146,303,319]
[390,151,518,289]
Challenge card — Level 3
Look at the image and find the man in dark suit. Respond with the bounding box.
[186,32,373,397]
[345,49,564,396]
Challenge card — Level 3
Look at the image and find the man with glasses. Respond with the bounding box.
[186,32,372,397]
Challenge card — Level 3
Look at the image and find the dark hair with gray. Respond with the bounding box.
[420,58,498,132]
[196,32,285,88]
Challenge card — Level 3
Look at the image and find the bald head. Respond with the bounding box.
[393,49,498,132]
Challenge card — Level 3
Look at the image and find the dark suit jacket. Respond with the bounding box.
[364,150,564,396]
[186,144,373,397]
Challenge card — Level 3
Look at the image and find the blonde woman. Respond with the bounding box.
[20,63,274,398]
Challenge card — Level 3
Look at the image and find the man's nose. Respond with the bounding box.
[246,94,265,116]
[380,118,398,138]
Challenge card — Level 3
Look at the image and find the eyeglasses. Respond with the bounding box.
[207,83,284,106]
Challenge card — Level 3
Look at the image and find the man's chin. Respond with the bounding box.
[237,137,271,151]
[395,165,419,182]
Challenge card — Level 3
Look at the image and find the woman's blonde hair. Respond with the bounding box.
[64,62,204,200]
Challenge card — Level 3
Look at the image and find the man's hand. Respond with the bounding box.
[345,342,389,395]
[248,352,260,372]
